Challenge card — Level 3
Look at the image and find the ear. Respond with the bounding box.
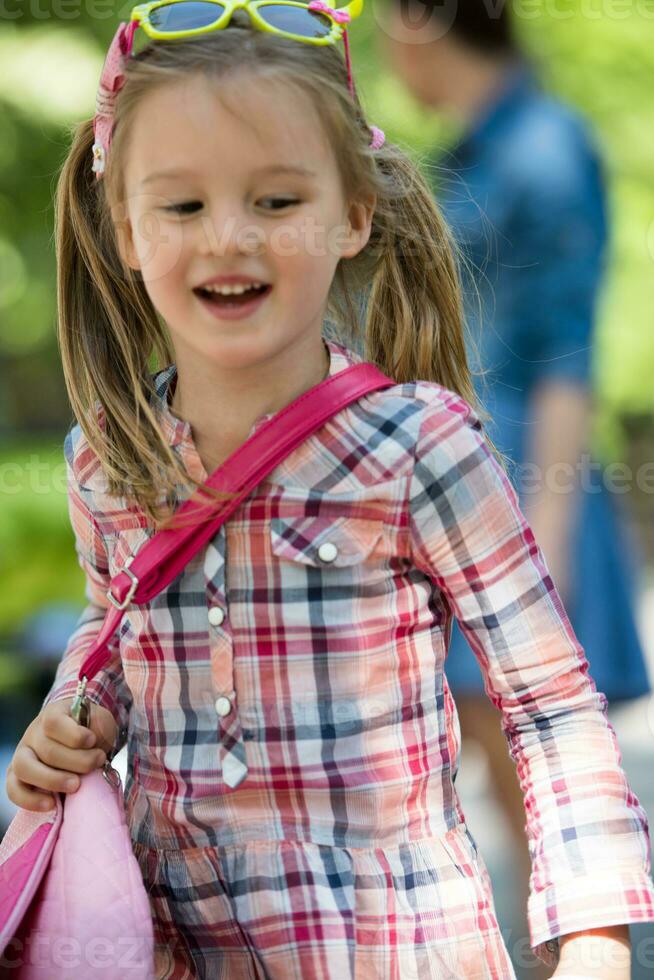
[112,202,141,272]
[340,193,377,260]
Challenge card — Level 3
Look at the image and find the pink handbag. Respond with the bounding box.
[0,363,395,978]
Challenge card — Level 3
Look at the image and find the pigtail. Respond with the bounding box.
[334,140,510,475]
[54,119,236,529]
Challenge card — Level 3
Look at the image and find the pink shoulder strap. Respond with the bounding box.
[78,363,395,683]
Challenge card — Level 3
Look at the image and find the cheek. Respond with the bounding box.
[271,213,346,270]
[266,217,313,267]
[273,231,338,296]
[135,216,187,287]
[128,194,186,283]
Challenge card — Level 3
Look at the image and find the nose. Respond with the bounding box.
[197,203,266,258]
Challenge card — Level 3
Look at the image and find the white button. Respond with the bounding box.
[208,606,225,627]
[214,696,232,718]
[317,541,338,563]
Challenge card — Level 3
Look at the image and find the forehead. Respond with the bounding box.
[124,72,332,185]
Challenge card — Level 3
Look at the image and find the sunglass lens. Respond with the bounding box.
[149,1,227,31]
[257,3,333,39]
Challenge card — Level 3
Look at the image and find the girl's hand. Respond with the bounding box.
[6,697,119,812]
[550,924,631,979]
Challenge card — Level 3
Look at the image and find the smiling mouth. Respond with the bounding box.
[193,284,272,306]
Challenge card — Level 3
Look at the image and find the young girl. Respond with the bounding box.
[7,2,654,978]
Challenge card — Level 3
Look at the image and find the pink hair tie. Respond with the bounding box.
[92,20,138,179]
[369,125,385,150]
[307,0,351,24]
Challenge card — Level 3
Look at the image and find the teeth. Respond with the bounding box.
[200,281,264,295]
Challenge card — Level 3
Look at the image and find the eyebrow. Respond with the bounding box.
[141,164,318,185]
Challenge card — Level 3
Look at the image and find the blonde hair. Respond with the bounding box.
[55,18,508,531]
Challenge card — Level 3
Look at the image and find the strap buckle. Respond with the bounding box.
[107,566,139,610]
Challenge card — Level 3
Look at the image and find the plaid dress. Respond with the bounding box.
[44,338,654,979]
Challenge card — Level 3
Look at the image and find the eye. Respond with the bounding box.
[259,197,300,211]
[161,197,300,215]
[162,202,202,215]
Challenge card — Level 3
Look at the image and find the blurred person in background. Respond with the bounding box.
[379,0,651,974]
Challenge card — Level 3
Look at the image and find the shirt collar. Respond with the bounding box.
[150,336,363,453]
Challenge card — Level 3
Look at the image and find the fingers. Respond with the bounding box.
[31,736,107,776]
[6,744,107,813]
[44,700,119,757]
[41,703,99,750]
[5,699,117,815]
[6,760,58,812]
[30,706,107,773]
[86,702,120,757]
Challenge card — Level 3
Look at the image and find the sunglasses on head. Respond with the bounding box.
[131,0,361,46]
[92,0,384,179]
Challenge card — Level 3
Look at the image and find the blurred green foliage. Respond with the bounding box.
[0,442,80,632]
[1,1,653,629]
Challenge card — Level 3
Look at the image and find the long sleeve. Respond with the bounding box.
[408,386,654,967]
[41,430,131,756]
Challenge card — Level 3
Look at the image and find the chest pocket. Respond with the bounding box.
[270,515,385,567]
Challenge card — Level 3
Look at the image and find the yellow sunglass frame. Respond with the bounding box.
[130,0,363,47]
